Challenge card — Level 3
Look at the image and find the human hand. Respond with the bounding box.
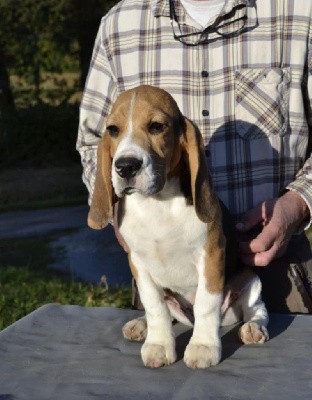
[236,191,309,267]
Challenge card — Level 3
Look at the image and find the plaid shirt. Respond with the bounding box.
[77,0,312,224]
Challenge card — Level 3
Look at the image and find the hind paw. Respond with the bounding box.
[239,322,269,344]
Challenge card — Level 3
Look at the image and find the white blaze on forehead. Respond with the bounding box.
[114,91,145,159]
[125,91,137,137]
[114,92,146,160]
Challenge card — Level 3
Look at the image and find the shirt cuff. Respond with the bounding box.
[285,184,312,232]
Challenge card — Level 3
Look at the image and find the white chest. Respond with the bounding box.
[119,178,208,294]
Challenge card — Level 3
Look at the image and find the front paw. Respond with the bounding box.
[239,322,269,344]
[184,343,221,369]
[141,342,176,368]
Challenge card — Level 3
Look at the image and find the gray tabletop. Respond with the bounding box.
[0,304,311,400]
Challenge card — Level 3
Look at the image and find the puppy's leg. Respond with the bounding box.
[234,274,269,344]
[138,278,176,367]
[184,250,223,369]
[130,257,176,368]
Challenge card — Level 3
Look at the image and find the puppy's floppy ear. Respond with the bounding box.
[180,118,219,223]
[88,135,116,229]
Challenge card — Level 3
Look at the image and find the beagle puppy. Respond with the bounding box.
[88,85,269,369]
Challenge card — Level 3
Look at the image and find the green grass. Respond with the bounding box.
[0,265,131,330]
[0,235,131,330]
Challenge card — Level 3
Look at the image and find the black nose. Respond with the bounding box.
[115,157,143,179]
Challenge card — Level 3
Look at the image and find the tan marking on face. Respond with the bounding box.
[105,86,184,175]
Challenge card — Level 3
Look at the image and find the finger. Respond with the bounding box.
[236,203,264,232]
[239,234,289,267]
[239,227,276,254]
[239,242,279,267]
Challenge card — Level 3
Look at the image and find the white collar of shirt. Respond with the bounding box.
[180,0,226,28]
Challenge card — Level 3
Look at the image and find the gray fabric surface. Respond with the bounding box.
[0,305,311,400]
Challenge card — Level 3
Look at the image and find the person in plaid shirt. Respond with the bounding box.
[77,0,312,313]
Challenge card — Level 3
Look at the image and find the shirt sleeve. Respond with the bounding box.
[76,19,117,204]
[286,23,312,230]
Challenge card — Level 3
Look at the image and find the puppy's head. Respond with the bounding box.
[108,85,184,198]
[88,85,217,229]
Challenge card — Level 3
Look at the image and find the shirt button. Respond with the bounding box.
[201,70,209,78]
[202,109,209,117]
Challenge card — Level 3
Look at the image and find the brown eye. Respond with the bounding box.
[106,125,119,137]
[149,122,165,134]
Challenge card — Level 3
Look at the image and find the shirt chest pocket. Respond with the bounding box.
[235,68,291,139]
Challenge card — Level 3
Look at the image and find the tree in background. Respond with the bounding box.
[0,0,119,167]
[0,43,16,153]
[0,45,15,119]
[70,0,116,87]
[0,0,77,104]
[0,0,118,99]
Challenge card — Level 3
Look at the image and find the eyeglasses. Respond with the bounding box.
[169,0,248,46]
